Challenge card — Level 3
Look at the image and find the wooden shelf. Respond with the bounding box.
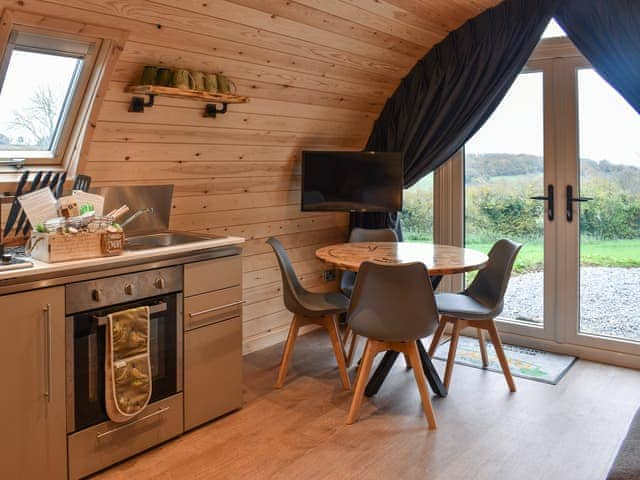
[126,85,249,104]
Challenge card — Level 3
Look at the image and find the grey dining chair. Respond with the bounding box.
[428,239,522,392]
[266,237,351,390]
[340,227,398,367]
[346,261,439,429]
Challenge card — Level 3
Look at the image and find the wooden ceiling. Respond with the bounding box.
[1,0,502,352]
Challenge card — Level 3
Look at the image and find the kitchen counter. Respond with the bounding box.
[0,235,244,294]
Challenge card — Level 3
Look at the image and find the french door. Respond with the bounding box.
[463,39,640,362]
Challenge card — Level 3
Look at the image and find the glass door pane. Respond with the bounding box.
[577,68,640,343]
[465,71,545,326]
[403,173,433,242]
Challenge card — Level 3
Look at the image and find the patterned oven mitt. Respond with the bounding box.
[105,306,152,423]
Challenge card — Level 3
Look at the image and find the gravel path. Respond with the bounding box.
[502,267,640,342]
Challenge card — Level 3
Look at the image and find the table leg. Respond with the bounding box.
[431,275,443,290]
[417,339,447,397]
[364,351,399,397]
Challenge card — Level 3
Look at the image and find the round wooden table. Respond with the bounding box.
[315,242,489,398]
[315,242,488,276]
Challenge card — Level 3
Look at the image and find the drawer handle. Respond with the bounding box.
[188,300,244,318]
[96,407,170,439]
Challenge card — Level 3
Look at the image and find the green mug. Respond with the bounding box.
[140,66,158,85]
[216,74,236,94]
[204,73,218,93]
[172,69,194,89]
[191,71,206,91]
[156,68,172,87]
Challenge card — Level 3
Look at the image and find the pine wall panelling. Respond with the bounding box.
[0,0,500,352]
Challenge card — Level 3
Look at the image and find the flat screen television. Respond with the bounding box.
[301,150,403,212]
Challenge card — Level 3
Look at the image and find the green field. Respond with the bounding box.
[407,237,640,273]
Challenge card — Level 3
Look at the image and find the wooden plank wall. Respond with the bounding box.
[0,0,498,353]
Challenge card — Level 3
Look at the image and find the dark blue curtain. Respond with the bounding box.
[351,0,558,231]
[555,0,640,114]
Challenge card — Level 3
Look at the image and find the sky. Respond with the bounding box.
[0,50,79,149]
[466,20,640,168]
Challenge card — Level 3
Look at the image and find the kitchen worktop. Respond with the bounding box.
[0,235,244,291]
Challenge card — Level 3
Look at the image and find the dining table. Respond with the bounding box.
[315,241,489,398]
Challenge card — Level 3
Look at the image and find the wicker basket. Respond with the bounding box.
[28,231,124,263]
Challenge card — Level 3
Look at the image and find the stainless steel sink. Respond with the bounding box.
[124,232,222,251]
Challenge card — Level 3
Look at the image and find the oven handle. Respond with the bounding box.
[96,406,170,439]
[188,300,244,318]
[95,301,168,326]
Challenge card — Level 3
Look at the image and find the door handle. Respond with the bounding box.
[566,185,593,222]
[530,184,554,221]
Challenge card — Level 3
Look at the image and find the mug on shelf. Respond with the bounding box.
[204,73,218,93]
[172,69,194,89]
[191,71,206,91]
[156,68,172,87]
[216,74,236,94]
[139,65,158,85]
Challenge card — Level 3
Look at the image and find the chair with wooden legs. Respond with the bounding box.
[266,237,351,390]
[340,227,398,367]
[346,261,440,429]
[428,239,522,393]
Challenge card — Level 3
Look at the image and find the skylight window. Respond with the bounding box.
[0,29,97,166]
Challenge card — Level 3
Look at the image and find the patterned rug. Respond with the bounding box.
[433,335,577,385]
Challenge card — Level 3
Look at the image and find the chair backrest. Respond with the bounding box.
[349,227,398,243]
[347,261,439,342]
[465,239,522,312]
[266,237,307,314]
[341,228,399,295]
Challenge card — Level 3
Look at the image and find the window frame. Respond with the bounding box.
[0,9,128,183]
[0,28,100,165]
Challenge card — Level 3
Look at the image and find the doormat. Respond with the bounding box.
[433,336,577,385]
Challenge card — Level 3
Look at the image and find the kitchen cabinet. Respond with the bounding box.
[0,287,66,479]
[183,256,243,430]
[184,317,243,430]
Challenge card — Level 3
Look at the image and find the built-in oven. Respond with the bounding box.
[65,265,183,434]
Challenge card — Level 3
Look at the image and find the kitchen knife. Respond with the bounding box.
[14,171,43,234]
[72,174,91,192]
[49,172,60,194]
[3,170,30,238]
[22,170,53,236]
[55,171,67,199]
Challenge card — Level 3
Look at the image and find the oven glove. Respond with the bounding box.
[105,306,152,423]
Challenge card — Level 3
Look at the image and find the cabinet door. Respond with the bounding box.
[0,287,66,479]
[184,317,243,430]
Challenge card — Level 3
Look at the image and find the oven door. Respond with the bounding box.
[67,293,182,432]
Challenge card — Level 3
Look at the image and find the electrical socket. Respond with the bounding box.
[323,269,336,282]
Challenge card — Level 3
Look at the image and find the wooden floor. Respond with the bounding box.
[94,329,640,480]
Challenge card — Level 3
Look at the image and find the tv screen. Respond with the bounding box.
[301,151,403,212]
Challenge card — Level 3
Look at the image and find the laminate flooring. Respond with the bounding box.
[94,330,640,480]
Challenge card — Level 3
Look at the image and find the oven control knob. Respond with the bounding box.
[154,277,166,289]
[124,284,134,295]
[91,289,101,302]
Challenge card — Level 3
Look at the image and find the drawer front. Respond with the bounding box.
[184,286,242,331]
[184,317,243,431]
[67,394,183,480]
[184,255,241,297]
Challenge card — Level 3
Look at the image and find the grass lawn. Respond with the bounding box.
[467,238,640,273]
[406,237,640,273]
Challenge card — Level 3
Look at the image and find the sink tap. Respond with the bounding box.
[121,208,154,229]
